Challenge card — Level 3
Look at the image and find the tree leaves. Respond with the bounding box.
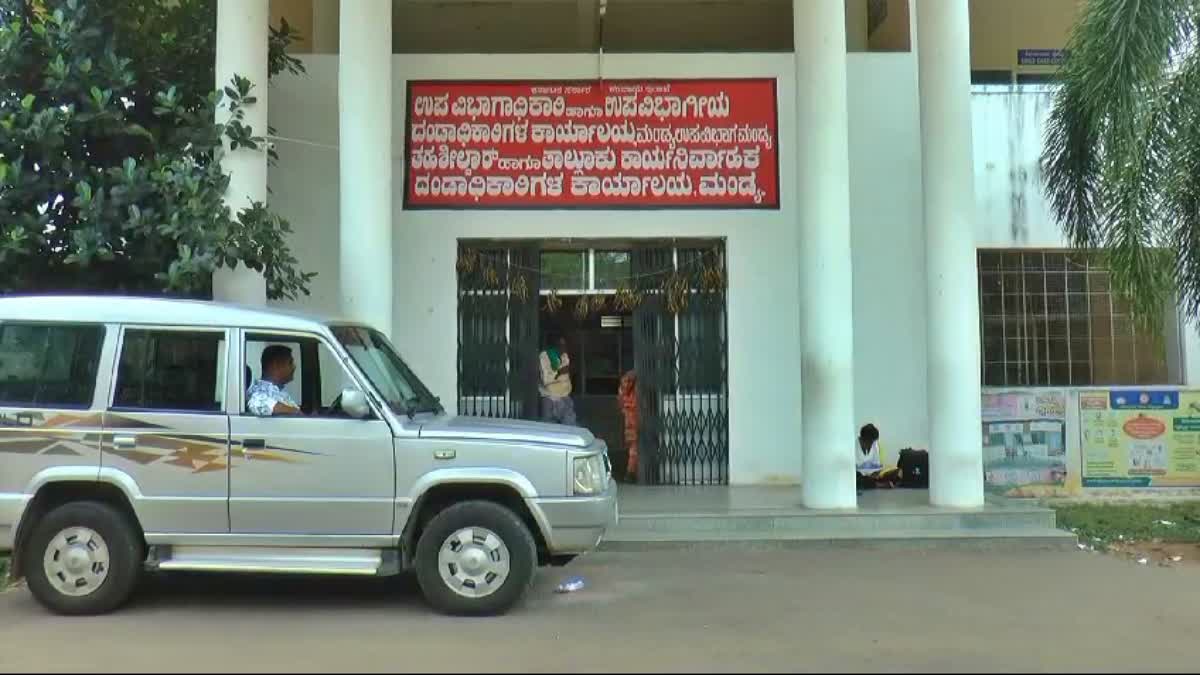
[1042,0,1200,329]
[0,0,311,300]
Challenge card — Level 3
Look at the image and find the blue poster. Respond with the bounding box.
[1109,390,1179,411]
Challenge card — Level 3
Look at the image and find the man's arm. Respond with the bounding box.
[539,351,556,387]
[249,390,300,417]
[272,401,301,415]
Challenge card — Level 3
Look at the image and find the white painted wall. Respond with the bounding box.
[846,53,929,454]
[268,56,341,317]
[972,84,1067,247]
[271,53,809,484]
[396,54,806,485]
[970,83,1200,385]
[265,52,1200,485]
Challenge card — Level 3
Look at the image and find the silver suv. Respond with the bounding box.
[0,296,616,616]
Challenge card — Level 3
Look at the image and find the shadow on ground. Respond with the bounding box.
[132,570,425,611]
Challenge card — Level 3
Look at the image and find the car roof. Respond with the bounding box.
[0,295,354,333]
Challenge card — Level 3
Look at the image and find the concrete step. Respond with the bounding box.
[601,527,1078,552]
[613,508,1057,536]
[606,487,1066,551]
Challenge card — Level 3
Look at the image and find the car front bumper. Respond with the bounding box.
[528,479,619,555]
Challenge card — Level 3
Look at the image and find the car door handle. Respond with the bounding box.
[112,435,136,449]
[241,439,266,449]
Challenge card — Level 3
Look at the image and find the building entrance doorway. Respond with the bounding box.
[456,240,729,485]
[541,295,634,478]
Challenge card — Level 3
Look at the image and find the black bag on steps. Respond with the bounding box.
[897,448,929,489]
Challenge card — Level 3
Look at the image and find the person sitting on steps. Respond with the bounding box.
[856,423,899,490]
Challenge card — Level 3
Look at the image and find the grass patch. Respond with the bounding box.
[0,554,8,590]
[1053,502,1200,549]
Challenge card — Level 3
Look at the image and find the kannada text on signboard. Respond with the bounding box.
[404,79,780,209]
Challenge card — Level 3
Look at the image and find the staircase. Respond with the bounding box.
[601,486,1076,551]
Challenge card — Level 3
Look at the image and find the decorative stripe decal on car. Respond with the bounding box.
[0,411,322,471]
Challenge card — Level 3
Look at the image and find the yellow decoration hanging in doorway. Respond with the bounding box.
[663,271,690,314]
[509,273,529,303]
[613,286,642,312]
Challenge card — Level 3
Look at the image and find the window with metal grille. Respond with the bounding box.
[978,251,1170,387]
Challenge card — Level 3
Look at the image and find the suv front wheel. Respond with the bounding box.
[23,501,143,616]
[414,500,537,616]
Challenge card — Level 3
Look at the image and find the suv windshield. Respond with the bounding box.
[331,325,442,416]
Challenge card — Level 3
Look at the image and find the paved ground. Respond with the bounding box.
[2,548,1198,673]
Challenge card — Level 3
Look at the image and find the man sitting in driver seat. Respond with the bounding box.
[247,345,301,416]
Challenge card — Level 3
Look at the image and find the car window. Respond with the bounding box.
[317,341,357,410]
[244,340,304,406]
[0,323,105,408]
[244,334,360,418]
[113,329,226,413]
[332,326,439,415]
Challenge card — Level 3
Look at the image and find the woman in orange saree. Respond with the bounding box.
[617,370,639,481]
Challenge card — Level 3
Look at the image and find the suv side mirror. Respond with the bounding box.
[341,389,371,419]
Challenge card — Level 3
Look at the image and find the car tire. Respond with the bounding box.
[414,500,537,616]
[23,501,144,616]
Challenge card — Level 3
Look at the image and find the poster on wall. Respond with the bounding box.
[1017,49,1067,67]
[1079,390,1200,488]
[404,79,779,209]
[981,390,1069,497]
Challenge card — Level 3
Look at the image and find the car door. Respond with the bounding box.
[104,326,232,534]
[228,329,395,536]
[0,321,110,505]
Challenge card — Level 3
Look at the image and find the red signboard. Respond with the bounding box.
[403,79,779,209]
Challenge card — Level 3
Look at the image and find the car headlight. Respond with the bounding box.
[573,454,606,495]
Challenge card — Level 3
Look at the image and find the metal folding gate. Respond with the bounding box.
[456,244,540,419]
[632,246,729,485]
[457,241,729,485]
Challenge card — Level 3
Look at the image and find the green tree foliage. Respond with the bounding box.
[1042,0,1200,327]
[0,0,313,299]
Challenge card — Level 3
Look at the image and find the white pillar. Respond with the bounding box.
[795,0,858,509]
[213,0,269,306]
[916,0,985,508]
[339,0,394,336]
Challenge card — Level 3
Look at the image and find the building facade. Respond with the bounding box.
[215,0,1200,509]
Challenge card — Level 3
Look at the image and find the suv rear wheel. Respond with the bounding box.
[414,500,537,616]
[23,501,143,616]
